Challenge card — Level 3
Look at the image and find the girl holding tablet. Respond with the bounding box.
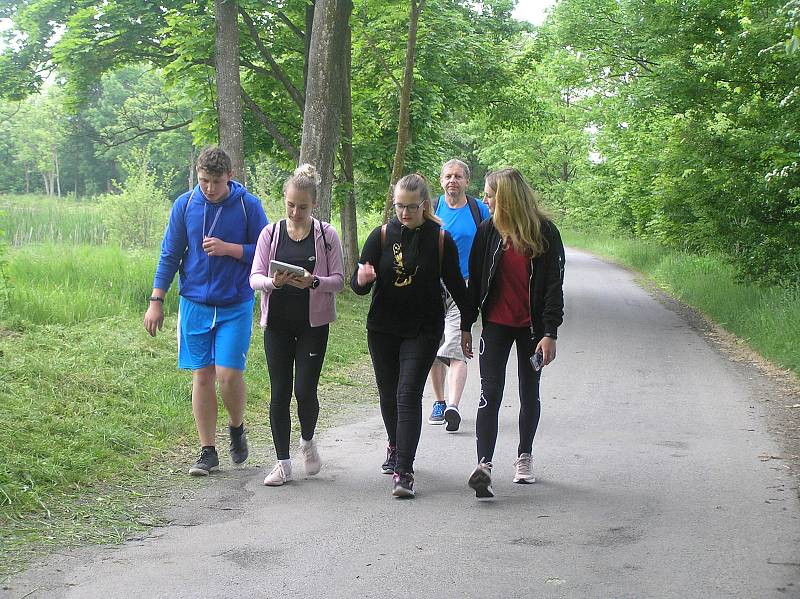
[250,164,345,486]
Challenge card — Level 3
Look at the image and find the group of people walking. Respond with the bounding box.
[144,146,565,499]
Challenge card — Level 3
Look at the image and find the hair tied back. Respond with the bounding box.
[294,163,322,186]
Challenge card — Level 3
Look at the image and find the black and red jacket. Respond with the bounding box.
[461,217,565,341]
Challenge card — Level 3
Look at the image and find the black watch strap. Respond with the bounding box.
[311,276,320,289]
[148,296,164,303]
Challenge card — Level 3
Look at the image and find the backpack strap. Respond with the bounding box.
[319,219,332,252]
[466,195,483,228]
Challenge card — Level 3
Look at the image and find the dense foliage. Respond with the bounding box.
[1,0,798,284]
[466,0,800,286]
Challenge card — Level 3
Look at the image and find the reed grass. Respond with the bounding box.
[0,195,107,246]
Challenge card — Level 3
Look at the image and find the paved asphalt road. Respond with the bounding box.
[4,248,799,598]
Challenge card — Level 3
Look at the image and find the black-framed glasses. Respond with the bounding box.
[392,202,421,213]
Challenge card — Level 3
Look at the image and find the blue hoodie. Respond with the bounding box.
[153,180,268,306]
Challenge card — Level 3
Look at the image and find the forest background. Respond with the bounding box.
[1,0,799,578]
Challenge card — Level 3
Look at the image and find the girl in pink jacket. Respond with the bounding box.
[250,164,345,487]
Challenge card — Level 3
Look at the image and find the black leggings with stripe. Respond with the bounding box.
[476,321,541,463]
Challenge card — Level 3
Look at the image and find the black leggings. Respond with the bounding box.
[264,322,329,460]
[476,321,541,463]
[368,330,440,474]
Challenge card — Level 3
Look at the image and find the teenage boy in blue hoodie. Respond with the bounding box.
[144,147,268,476]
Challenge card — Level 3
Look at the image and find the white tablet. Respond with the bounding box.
[270,259,307,277]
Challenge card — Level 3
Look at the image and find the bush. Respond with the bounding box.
[100,147,171,249]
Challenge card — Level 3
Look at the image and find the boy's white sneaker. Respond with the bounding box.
[264,461,292,486]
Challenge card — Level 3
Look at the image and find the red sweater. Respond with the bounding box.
[486,243,532,327]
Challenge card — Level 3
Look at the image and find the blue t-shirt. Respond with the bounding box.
[435,195,490,278]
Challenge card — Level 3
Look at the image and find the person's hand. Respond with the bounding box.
[202,236,230,256]
[535,336,557,367]
[357,262,376,286]
[461,331,473,359]
[272,270,295,289]
[144,302,164,337]
[286,269,313,289]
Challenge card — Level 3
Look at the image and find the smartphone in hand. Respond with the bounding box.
[530,350,544,372]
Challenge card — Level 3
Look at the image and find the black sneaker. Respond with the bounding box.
[229,425,249,465]
[188,447,220,476]
[392,471,415,498]
[468,461,494,498]
[381,445,397,474]
[444,404,461,432]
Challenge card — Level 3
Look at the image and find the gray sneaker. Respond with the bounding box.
[229,425,249,465]
[189,447,220,476]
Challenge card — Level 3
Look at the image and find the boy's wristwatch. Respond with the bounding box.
[148,296,164,303]
[311,276,320,289]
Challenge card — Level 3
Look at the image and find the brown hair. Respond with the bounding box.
[196,146,233,176]
[395,173,442,224]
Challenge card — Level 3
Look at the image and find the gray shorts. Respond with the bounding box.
[437,291,465,363]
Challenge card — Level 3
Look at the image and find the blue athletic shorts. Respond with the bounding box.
[177,297,254,371]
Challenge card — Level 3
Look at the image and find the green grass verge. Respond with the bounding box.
[0,241,373,579]
[562,228,800,375]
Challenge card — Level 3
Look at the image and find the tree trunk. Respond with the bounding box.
[215,0,245,180]
[304,1,315,94]
[299,0,352,221]
[339,20,358,276]
[382,0,425,223]
[188,146,196,190]
[42,172,50,196]
[54,146,61,198]
[24,165,29,194]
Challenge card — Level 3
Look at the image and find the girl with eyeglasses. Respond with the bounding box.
[460,168,565,499]
[351,173,471,498]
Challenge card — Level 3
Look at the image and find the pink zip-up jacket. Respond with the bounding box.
[250,218,345,328]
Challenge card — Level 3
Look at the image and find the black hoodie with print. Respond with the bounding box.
[350,217,470,339]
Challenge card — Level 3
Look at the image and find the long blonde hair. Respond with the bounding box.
[395,173,442,225]
[485,168,549,257]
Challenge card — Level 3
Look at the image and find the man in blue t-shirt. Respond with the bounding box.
[427,158,490,432]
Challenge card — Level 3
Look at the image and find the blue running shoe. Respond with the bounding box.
[427,401,446,425]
